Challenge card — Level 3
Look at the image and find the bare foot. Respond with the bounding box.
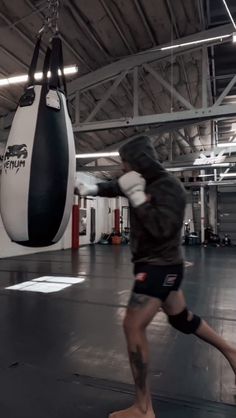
[109,405,155,418]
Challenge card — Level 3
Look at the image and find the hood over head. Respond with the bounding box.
[119,136,166,179]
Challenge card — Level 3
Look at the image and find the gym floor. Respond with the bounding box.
[0,245,235,418]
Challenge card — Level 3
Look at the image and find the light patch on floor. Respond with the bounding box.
[5,276,85,293]
[34,276,85,284]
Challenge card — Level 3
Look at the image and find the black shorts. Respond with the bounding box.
[132,263,184,301]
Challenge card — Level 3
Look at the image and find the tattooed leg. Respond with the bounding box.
[123,292,162,414]
[108,293,161,417]
[128,293,153,309]
[129,346,149,413]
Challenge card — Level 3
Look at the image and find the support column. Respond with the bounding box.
[133,67,139,117]
[214,168,217,181]
[202,47,208,108]
[200,170,205,243]
[208,186,217,233]
[72,195,79,249]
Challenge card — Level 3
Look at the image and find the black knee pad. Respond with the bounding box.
[168,308,201,334]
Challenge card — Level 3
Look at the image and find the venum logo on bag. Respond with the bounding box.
[4,144,28,174]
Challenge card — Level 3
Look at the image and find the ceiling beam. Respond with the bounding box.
[100,0,135,54]
[85,70,128,122]
[175,129,196,152]
[164,0,206,151]
[68,24,233,94]
[0,11,45,55]
[74,104,236,133]
[0,46,28,71]
[197,0,206,28]
[66,2,111,59]
[164,0,193,105]
[76,162,236,173]
[0,93,17,107]
[133,0,156,46]
[143,63,194,110]
[210,5,236,19]
[213,75,236,107]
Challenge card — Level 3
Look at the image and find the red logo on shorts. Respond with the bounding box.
[136,272,147,282]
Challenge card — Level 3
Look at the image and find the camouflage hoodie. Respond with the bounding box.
[97,136,186,265]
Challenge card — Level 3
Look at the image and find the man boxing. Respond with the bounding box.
[75,136,236,418]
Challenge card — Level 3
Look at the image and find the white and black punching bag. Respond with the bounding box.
[0,36,75,247]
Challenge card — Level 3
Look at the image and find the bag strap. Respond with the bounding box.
[49,36,67,95]
[58,38,67,96]
[42,46,52,84]
[27,36,42,87]
[49,36,61,90]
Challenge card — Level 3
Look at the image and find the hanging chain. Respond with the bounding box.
[47,0,60,34]
[39,0,60,36]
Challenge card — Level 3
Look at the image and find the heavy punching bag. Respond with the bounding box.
[0,35,75,247]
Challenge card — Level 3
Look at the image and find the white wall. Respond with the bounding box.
[0,212,72,258]
[0,170,128,257]
[75,172,126,246]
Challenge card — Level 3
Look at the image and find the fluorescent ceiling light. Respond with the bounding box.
[233,32,236,43]
[160,34,231,51]
[217,142,236,147]
[168,164,230,172]
[222,0,236,30]
[62,66,78,75]
[212,163,230,167]
[0,66,78,87]
[8,75,28,84]
[0,79,10,86]
[76,151,120,159]
[167,167,186,172]
[34,72,43,80]
[167,166,202,172]
[220,172,236,177]
[198,174,215,178]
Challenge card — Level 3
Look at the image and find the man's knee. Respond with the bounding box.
[123,315,145,336]
[168,308,201,334]
[123,315,134,335]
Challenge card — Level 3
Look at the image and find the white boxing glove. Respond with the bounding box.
[118,171,147,207]
[74,179,98,196]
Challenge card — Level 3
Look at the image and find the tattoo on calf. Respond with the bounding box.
[129,345,147,393]
[128,292,151,308]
